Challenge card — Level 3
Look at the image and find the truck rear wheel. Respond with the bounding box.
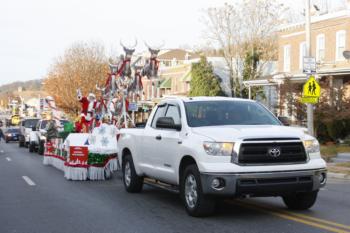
[181,164,216,217]
[122,154,143,193]
[282,191,318,210]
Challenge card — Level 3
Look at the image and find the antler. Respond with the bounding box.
[96,84,106,92]
[131,38,137,49]
[120,40,125,49]
[120,38,138,50]
[144,41,151,49]
[144,40,165,51]
[155,40,165,50]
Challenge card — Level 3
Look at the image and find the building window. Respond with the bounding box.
[283,45,291,72]
[336,30,346,61]
[316,34,325,62]
[299,42,306,70]
[171,58,177,66]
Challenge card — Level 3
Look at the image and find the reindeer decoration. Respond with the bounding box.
[126,56,143,99]
[141,42,163,80]
[115,40,137,91]
[87,39,165,129]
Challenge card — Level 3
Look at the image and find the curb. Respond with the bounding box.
[327,172,350,180]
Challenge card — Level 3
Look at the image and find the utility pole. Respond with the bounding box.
[305,0,314,136]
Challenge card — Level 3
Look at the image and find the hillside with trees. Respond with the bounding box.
[0,79,42,94]
[0,79,43,108]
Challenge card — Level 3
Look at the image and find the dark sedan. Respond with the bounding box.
[5,128,20,143]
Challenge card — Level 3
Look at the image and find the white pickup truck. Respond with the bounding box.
[118,97,327,216]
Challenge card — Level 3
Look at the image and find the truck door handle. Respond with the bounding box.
[155,135,162,140]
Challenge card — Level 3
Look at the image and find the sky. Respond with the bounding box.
[0,0,345,86]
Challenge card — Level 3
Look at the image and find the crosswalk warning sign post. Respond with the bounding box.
[303,76,320,98]
[301,76,321,104]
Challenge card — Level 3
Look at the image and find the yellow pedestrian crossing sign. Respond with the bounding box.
[303,76,320,97]
[301,76,321,104]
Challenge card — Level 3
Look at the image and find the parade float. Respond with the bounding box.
[43,40,162,180]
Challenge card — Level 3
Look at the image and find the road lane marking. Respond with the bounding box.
[229,200,350,233]
[22,176,36,186]
[234,200,350,231]
[6,157,11,161]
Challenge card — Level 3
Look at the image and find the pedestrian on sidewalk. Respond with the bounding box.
[0,127,4,153]
[0,127,4,142]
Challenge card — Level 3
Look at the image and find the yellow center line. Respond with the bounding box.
[233,200,350,231]
[228,200,350,233]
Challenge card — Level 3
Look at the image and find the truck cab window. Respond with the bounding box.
[151,105,167,128]
[165,105,181,125]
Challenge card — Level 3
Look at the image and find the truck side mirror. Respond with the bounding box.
[156,117,181,131]
[278,116,291,126]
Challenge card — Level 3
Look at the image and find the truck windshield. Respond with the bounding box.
[40,120,48,129]
[24,119,39,128]
[185,101,281,127]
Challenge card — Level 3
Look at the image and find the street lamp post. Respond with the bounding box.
[305,0,314,136]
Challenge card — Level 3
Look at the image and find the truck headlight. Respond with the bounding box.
[303,139,320,153]
[303,139,320,158]
[203,142,234,156]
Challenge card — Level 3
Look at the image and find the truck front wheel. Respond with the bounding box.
[122,154,143,193]
[282,190,318,210]
[181,165,216,217]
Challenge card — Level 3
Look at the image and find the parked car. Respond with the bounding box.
[118,97,327,216]
[5,128,20,143]
[18,118,40,148]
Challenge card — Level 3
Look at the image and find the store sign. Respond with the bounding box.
[69,146,88,163]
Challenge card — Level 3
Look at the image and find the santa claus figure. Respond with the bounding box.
[77,89,99,132]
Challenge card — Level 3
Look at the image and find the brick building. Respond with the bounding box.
[244,4,350,125]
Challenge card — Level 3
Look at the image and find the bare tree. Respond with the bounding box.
[204,0,286,97]
[43,42,109,115]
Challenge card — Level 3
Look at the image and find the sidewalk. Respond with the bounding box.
[327,159,350,180]
[331,153,350,163]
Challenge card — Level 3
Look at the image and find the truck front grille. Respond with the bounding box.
[238,142,307,165]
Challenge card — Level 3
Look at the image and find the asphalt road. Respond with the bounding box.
[1,142,350,233]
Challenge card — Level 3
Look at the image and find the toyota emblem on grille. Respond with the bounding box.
[268,147,281,158]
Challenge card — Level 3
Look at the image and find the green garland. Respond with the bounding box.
[53,149,67,158]
[88,153,115,165]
